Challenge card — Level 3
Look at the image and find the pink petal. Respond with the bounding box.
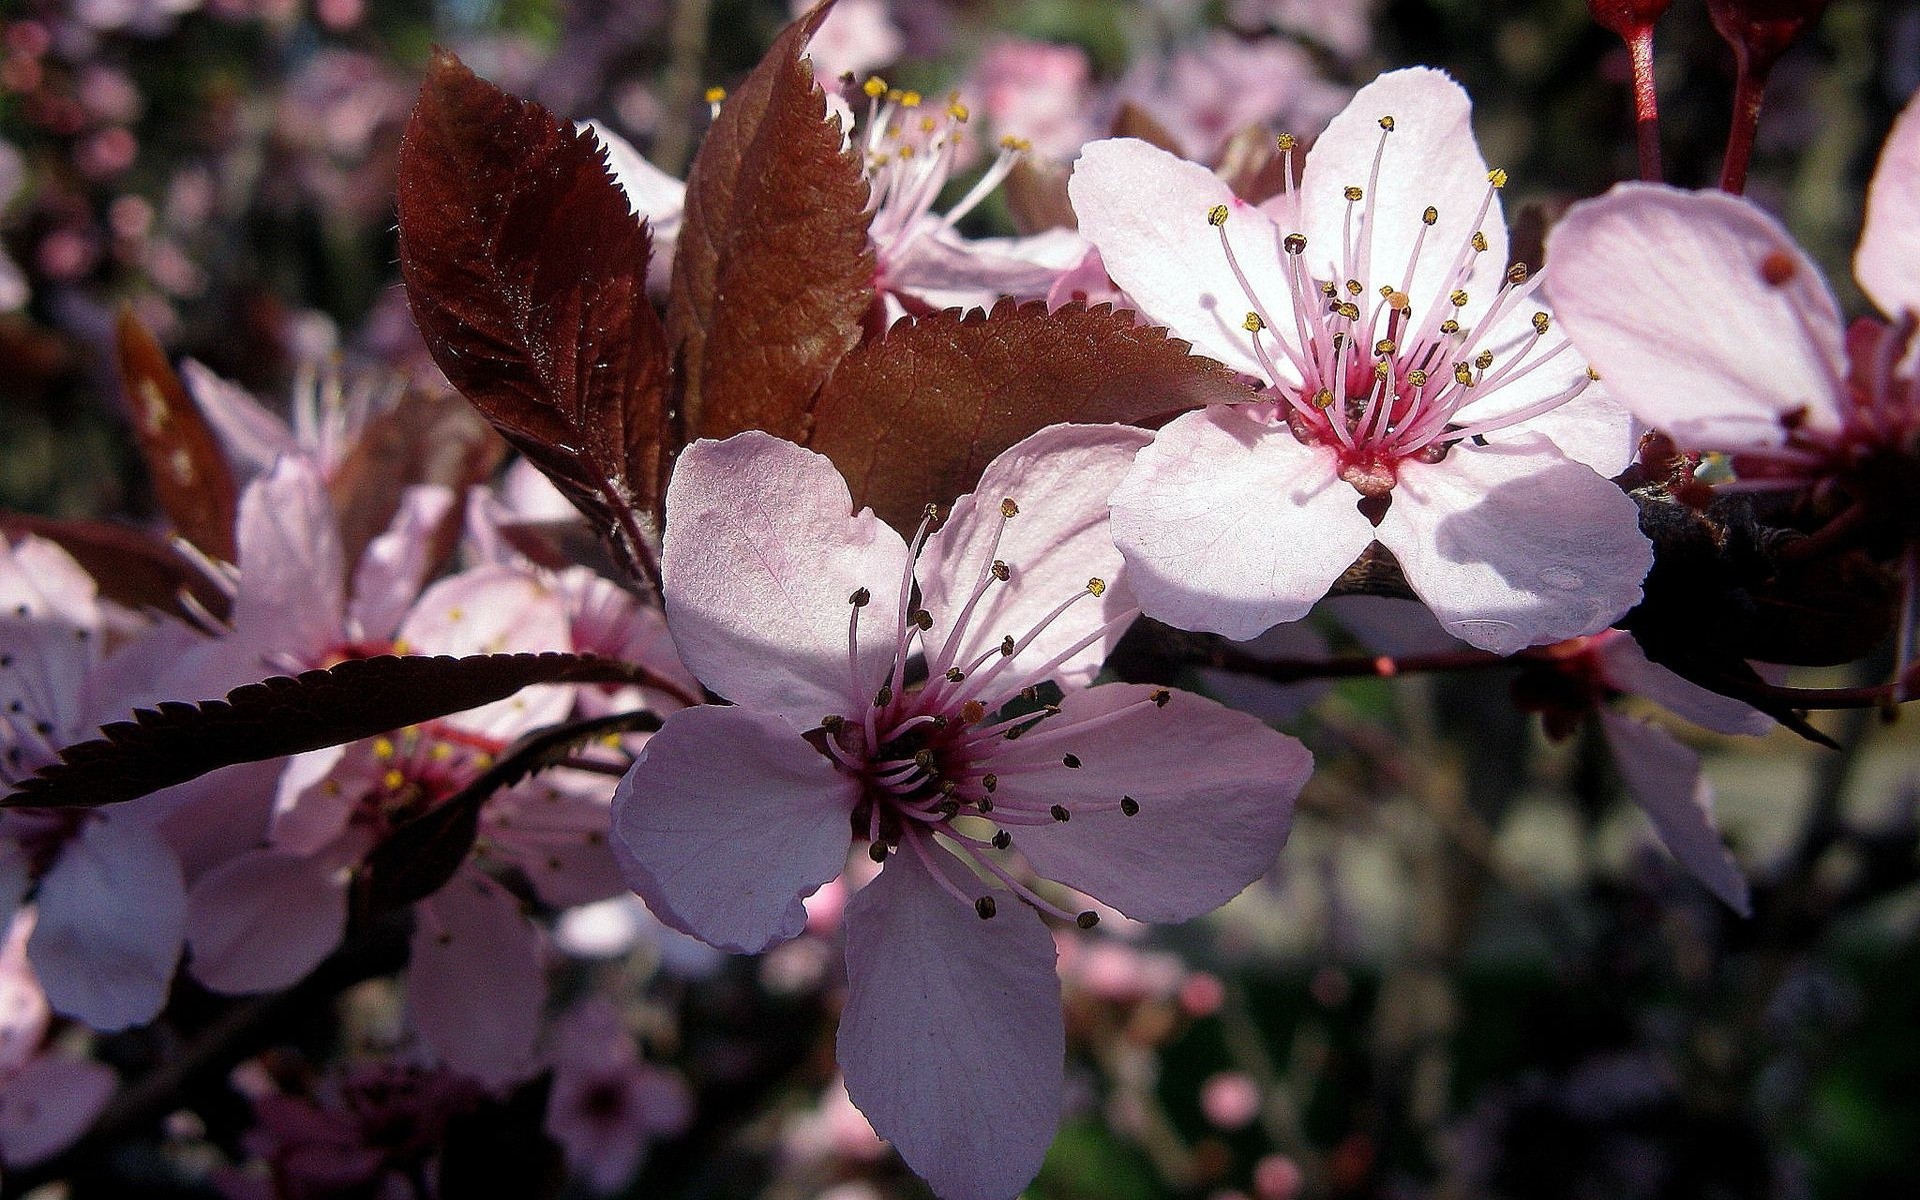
[482,777,627,910]
[185,849,348,993]
[1375,443,1652,654]
[1857,90,1920,321]
[839,853,1063,1200]
[612,704,858,953]
[233,457,346,663]
[0,1054,117,1166]
[1546,184,1847,449]
[888,228,1087,313]
[1070,137,1298,379]
[1299,68,1506,325]
[346,484,457,642]
[268,745,354,856]
[1597,710,1751,915]
[1594,633,1773,737]
[1110,405,1377,640]
[29,815,185,1030]
[396,565,575,736]
[1449,301,1635,477]
[662,433,909,724]
[409,870,545,1089]
[180,359,296,483]
[0,910,48,1074]
[999,683,1307,921]
[917,424,1151,691]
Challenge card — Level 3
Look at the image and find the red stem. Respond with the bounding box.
[1719,46,1772,194]
[1627,23,1664,181]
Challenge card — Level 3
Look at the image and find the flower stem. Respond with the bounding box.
[1719,46,1773,194]
[1628,23,1664,181]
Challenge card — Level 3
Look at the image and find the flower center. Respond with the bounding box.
[1208,122,1593,496]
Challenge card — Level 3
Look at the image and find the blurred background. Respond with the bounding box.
[1,1,1916,1197]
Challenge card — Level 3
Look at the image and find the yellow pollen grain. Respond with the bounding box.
[373,737,396,761]
[1276,132,1296,151]
[704,86,726,104]
[1313,388,1335,409]
[1375,338,1396,355]
[1336,301,1360,320]
[1284,233,1307,254]
[998,134,1030,151]
[1345,279,1363,296]
[1471,231,1488,253]
[382,769,406,791]
[1587,365,1602,380]
[1378,115,1395,131]
[1207,203,1229,227]
[1449,289,1469,308]
[1454,362,1473,384]
[1343,185,1364,202]
[1422,206,1438,225]
[1000,497,1019,518]
[1487,168,1508,188]
[1507,263,1531,283]
[948,101,969,122]
[919,116,937,134]
[1243,311,1266,332]
[1440,319,1460,335]
[1531,312,1550,334]
[1407,368,1429,387]
[1086,577,1106,597]
[430,742,453,761]
[863,76,887,97]
[1475,350,1495,370]
[901,90,922,107]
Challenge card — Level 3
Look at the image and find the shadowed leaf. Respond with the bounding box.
[667,0,874,443]
[329,387,504,574]
[807,299,1256,528]
[5,653,676,810]
[1004,157,1077,234]
[0,513,232,623]
[114,309,238,562]
[397,51,668,586]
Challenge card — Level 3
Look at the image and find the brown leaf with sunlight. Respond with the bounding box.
[808,300,1256,529]
[396,51,668,585]
[114,308,238,562]
[667,0,875,443]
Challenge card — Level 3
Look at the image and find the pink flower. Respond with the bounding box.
[0,911,118,1167]
[1116,33,1351,163]
[543,996,691,1194]
[796,0,903,85]
[180,361,394,487]
[1545,92,1920,686]
[614,426,1309,1199]
[1072,68,1652,652]
[967,38,1099,161]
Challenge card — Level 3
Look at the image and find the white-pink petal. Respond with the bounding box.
[1595,633,1773,738]
[29,815,185,1030]
[232,457,347,663]
[408,869,546,1090]
[918,424,1150,691]
[1375,443,1651,654]
[1598,709,1751,915]
[662,433,910,724]
[839,853,1063,1200]
[1000,683,1306,922]
[185,849,348,994]
[0,1054,118,1166]
[1110,405,1376,641]
[346,484,456,642]
[1070,137,1297,379]
[612,704,859,954]
[1857,90,1920,322]
[1546,184,1847,448]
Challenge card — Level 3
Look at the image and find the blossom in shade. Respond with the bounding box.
[1545,92,1920,689]
[1115,33,1351,163]
[1071,68,1650,653]
[0,910,118,1167]
[614,426,1309,1200]
[543,996,692,1193]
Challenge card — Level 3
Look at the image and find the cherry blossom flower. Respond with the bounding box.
[1071,67,1651,653]
[543,996,692,1193]
[614,426,1309,1199]
[967,37,1099,161]
[1546,92,1920,688]
[796,0,904,85]
[1115,33,1351,163]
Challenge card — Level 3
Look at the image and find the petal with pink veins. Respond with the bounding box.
[1299,68,1506,325]
[1070,138,1297,379]
[185,849,349,993]
[408,870,545,1090]
[662,433,910,724]
[1376,442,1651,654]
[232,457,347,664]
[1546,184,1847,448]
[1595,633,1773,737]
[1857,91,1920,321]
[917,424,1151,691]
[839,853,1063,1200]
[1110,404,1377,641]
[1448,300,1635,477]
[999,683,1306,922]
[613,705,859,954]
[347,484,457,642]
[29,814,185,1030]
[1598,709,1751,915]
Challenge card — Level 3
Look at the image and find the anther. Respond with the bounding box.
[913,748,937,771]
[1439,319,1460,335]
[992,830,1012,850]
[1475,350,1495,370]
[1243,312,1266,333]
[961,699,986,723]
[1000,498,1019,518]
[1000,635,1016,657]
[911,609,933,631]
[870,842,890,863]
[1335,301,1360,320]
[1086,578,1106,597]
[863,75,887,97]
[1378,115,1395,131]
[1207,204,1229,227]
[1506,263,1530,284]
[704,86,726,104]
[1050,804,1071,822]
[1313,388,1335,409]
[948,101,969,122]
[875,684,893,707]
[850,587,871,607]
[1062,754,1082,769]
[1276,133,1296,151]
[1120,795,1140,816]
[1283,233,1307,255]
[975,896,997,919]
[1531,312,1550,334]
[1076,911,1099,929]
[982,773,998,792]
[1320,280,1337,297]
[1343,186,1363,202]
[1375,338,1396,356]
[1470,231,1488,253]
[901,90,922,107]
[991,560,1011,581]
[822,714,846,733]
[1449,290,1469,308]
[947,667,967,683]
[1407,368,1429,387]
[1586,365,1602,380]
[1422,206,1438,226]
[1151,689,1170,707]
[1454,362,1474,384]
[1345,279,1363,296]
[1487,168,1508,188]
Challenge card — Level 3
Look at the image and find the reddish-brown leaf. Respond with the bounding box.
[1004,157,1077,235]
[396,51,668,585]
[4,652,683,811]
[807,300,1257,528]
[328,386,505,574]
[114,309,238,562]
[0,513,232,624]
[666,1,875,443]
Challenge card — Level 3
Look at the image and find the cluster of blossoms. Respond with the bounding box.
[1,1,1917,1197]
